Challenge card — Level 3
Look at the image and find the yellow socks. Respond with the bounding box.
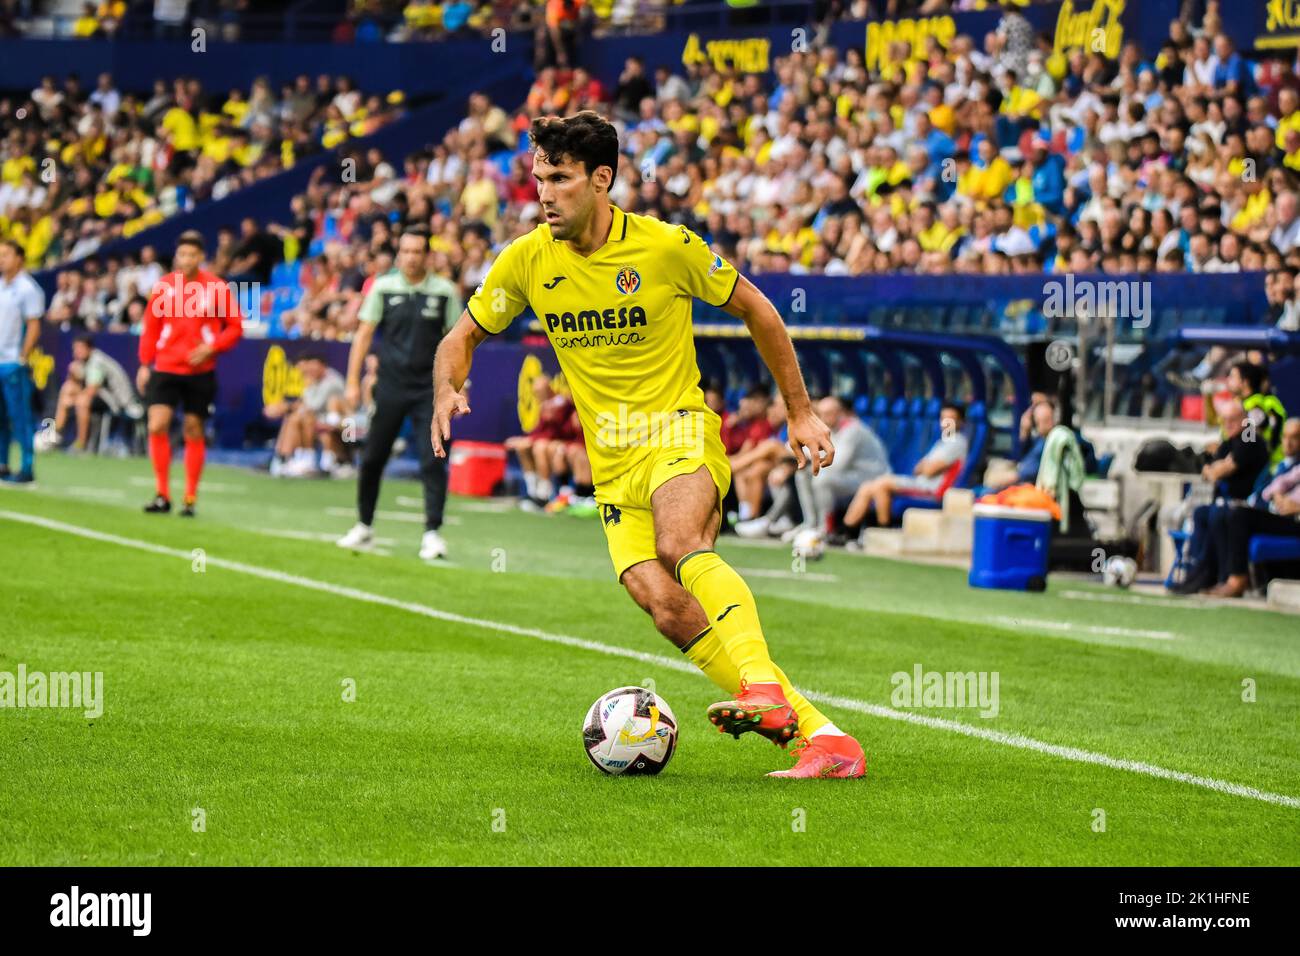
[680,625,738,694]
[676,556,837,738]
[772,663,831,738]
[675,549,778,685]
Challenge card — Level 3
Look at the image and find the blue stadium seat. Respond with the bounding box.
[897,396,928,472]
[884,397,910,470]
[887,399,987,522]
[270,260,301,290]
[955,400,988,488]
[863,395,889,436]
[490,149,515,178]
[1249,535,1300,564]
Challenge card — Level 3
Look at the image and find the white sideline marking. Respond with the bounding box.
[128,477,246,494]
[399,494,513,513]
[65,486,127,500]
[325,506,461,526]
[1059,589,1276,614]
[1060,589,1190,609]
[737,567,840,583]
[988,615,1177,641]
[2,508,1296,811]
[255,528,398,548]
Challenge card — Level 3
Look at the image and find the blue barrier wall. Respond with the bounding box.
[34,326,559,450]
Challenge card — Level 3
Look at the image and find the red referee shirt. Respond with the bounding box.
[139,269,244,375]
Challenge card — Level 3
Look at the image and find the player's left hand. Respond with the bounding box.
[788,409,834,476]
[187,343,215,367]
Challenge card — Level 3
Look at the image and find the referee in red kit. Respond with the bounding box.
[136,230,243,516]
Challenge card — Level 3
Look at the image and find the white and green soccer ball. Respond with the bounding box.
[582,686,678,776]
[1102,555,1137,589]
[791,527,826,561]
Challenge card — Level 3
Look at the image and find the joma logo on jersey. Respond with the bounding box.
[545,306,648,334]
[614,266,641,294]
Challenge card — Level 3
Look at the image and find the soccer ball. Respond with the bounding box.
[582,686,678,775]
[791,527,825,561]
[1102,555,1137,588]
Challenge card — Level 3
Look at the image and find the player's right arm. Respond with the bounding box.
[431,311,491,457]
[432,238,531,456]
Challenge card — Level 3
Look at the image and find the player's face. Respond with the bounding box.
[174,243,203,276]
[0,245,19,275]
[533,150,602,241]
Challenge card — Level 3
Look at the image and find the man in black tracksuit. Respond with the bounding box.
[337,228,462,559]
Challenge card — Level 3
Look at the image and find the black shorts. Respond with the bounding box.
[146,371,217,417]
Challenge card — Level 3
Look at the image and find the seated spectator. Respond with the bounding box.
[266,354,348,477]
[985,400,1056,491]
[505,375,577,508]
[1228,361,1288,465]
[1208,418,1300,597]
[53,335,141,451]
[1171,399,1273,593]
[736,394,887,541]
[728,393,789,524]
[546,414,595,514]
[841,401,969,529]
[792,394,890,542]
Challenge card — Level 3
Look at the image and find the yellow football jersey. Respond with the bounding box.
[466,205,739,484]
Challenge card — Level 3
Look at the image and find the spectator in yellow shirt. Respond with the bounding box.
[72,3,100,37]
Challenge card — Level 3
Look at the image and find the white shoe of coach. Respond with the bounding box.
[337,523,374,551]
[419,529,447,561]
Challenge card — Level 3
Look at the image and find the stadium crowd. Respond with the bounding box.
[16,0,1299,589]
[0,70,406,271]
[42,1,1300,337]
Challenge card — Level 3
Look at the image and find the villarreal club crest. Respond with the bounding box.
[614,265,641,295]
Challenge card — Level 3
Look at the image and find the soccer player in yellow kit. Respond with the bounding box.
[432,112,865,778]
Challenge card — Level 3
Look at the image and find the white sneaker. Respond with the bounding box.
[734,517,771,538]
[769,514,796,536]
[780,523,810,544]
[336,522,374,550]
[282,456,319,478]
[419,529,447,560]
[331,463,356,479]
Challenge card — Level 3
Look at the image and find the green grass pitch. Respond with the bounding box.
[1,454,1297,866]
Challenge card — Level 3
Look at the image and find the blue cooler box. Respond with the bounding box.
[968,504,1053,592]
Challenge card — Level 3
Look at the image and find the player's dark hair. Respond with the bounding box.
[298,351,326,364]
[530,111,620,189]
[1231,361,1266,395]
[177,230,205,253]
[0,238,25,257]
[941,400,966,421]
[74,333,95,348]
[399,227,430,246]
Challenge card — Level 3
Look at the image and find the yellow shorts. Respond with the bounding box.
[594,417,731,581]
